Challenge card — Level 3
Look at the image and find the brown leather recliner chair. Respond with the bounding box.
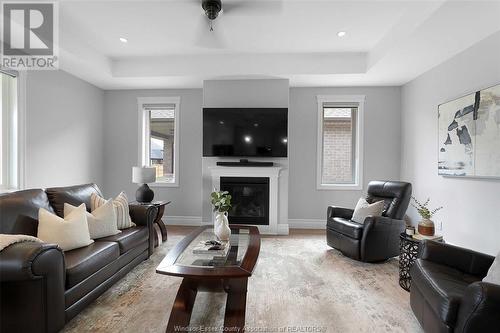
[410,241,500,333]
[326,180,412,262]
[0,184,158,333]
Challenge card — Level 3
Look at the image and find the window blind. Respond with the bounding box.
[142,103,175,111]
[323,102,359,108]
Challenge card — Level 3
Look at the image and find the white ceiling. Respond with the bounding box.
[57,0,500,89]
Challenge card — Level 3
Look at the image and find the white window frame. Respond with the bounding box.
[137,96,180,187]
[0,69,26,193]
[316,95,365,190]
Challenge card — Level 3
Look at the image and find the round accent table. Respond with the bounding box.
[399,233,444,291]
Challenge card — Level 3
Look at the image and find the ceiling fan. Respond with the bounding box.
[191,0,283,48]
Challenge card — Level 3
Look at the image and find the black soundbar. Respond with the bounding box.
[216,159,274,167]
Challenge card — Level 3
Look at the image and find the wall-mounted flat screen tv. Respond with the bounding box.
[203,108,288,157]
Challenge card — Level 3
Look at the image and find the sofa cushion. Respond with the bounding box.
[65,201,120,239]
[351,198,384,223]
[411,259,482,326]
[91,192,135,229]
[0,189,53,236]
[46,184,102,217]
[64,241,120,289]
[38,204,94,252]
[483,251,500,285]
[96,226,148,254]
[327,217,364,240]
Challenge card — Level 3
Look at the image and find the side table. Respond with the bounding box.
[130,201,171,247]
[399,233,443,291]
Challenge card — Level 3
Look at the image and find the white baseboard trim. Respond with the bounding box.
[288,219,325,229]
[277,224,289,235]
[163,216,203,226]
[164,215,324,234]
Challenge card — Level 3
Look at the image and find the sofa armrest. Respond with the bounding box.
[363,215,405,229]
[129,204,158,257]
[129,204,158,227]
[327,206,354,220]
[360,216,405,262]
[0,241,65,333]
[420,241,495,277]
[455,282,500,332]
[0,241,63,282]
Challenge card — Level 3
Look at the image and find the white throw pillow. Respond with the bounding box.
[91,192,135,229]
[483,251,500,285]
[351,198,385,224]
[37,204,93,251]
[64,200,120,239]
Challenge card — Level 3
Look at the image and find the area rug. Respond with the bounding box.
[62,228,422,333]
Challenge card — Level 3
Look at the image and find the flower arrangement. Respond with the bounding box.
[411,196,443,220]
[211,190,232,213]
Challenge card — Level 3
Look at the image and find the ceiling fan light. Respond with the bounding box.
[337,31,347,38]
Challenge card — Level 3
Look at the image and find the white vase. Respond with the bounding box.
[214,211,231,241]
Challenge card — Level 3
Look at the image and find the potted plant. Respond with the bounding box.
[210,190,232,241]
[411,197,443,236]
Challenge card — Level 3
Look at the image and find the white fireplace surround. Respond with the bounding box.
[209,166,283,235]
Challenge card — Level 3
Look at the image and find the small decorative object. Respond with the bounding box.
[405,226,415,236]
[210,190,232,241]
[132,166,156,203]
[411,197,443,236]
[192,240,229,258]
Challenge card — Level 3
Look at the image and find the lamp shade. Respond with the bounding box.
[132,166,156,184]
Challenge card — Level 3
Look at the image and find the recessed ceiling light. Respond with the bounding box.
[337,31,347,38]
[119,37,128,43]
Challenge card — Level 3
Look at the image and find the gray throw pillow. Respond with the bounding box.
[351,198,384,224]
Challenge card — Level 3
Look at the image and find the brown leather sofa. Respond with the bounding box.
[326,180,412,262]
[410,241,500,333]
[0,184,158,333]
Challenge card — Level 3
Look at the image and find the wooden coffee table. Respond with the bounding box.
[156,225,261,332]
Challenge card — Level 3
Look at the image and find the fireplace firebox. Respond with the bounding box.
[220,177,270,225]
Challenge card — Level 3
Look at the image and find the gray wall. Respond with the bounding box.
[288,87,402,222]
[102,89,203,218]
[401,31,500,255]
[25,70,104,188]
[203,79,290,108]
[101,83,402,227]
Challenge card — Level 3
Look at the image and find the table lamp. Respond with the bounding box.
[132,166,156,203]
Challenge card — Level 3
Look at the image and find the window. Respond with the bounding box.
[138,97,180,187]
[316,95,364,190]
[1,69,24,191]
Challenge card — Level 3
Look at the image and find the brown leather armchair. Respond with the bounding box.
[410,241,500,333]
[326,180,412,262]
[0,184,158,333]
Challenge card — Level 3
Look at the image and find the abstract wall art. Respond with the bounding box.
[438,83,500,178]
